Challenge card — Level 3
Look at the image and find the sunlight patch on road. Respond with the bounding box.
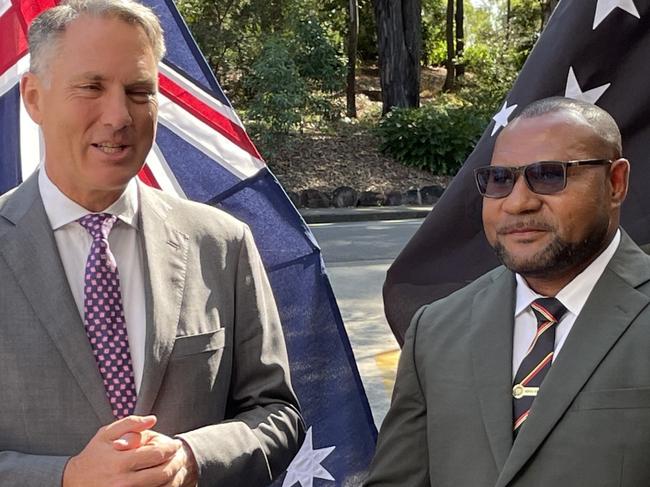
[375,349,400,395]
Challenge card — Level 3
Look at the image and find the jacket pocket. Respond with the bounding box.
[171,328,226,358]
[574,387,650,410]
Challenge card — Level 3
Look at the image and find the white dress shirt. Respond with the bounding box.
[38,169,147,394]
[512,229,621,378]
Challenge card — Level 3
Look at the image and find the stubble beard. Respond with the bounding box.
[492,220,610,279]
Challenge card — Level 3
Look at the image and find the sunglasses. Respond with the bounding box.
[474,159,612,198]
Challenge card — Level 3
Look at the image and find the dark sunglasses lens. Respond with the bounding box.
[525,162,565,194]
[476,167,514,197]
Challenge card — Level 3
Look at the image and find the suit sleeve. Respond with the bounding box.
[177,226,305,486]
[363,306,431,487]
[0,451,68,486]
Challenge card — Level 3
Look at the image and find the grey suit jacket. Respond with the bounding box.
[0,172,304,486]
[366,232,650,487]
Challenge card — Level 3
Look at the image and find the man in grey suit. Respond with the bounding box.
[365,97,650,486]
[0,0,303,486]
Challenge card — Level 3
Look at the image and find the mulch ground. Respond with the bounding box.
[259,66,452,195]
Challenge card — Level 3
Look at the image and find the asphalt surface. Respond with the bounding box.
[309,218,424,426]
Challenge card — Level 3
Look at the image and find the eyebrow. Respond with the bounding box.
[71,73,157,87]
[70,73,107,83]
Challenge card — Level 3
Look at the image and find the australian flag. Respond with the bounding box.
[0,0,377,485]
[384,0,650,343]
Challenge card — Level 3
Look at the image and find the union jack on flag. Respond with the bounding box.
[0,0,377,485]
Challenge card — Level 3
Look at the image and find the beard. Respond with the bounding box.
[492,219,610,278]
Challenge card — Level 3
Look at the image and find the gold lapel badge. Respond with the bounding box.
[513,384,539,399]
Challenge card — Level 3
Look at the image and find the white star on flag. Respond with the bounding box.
[282,427,336,487]
[564,66,610,104]
[491,101,518,136]
[593,0,640,29]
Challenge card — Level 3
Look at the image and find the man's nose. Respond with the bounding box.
[501,174,543,214]
[101,89,133,130]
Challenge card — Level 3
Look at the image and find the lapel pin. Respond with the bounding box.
[513,384,539,399]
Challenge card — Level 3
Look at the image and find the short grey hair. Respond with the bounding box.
[515,96,623,159]
[28,0,166,76]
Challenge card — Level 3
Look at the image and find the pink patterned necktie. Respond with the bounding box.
[78,213,137,418]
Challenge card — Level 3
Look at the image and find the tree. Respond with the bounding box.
[443,0,454,90]
[261,0,286,33]
[540,0,560,29]
[455,0,464,77]
[373,0,422,114]
[347,0,359,117]
[176,0,244,77]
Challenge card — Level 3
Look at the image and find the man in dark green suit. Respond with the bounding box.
[366,97,650,486]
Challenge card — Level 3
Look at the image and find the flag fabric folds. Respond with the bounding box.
[384,0,650,344]
[0,0,377,484]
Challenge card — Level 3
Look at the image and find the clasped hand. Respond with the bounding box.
[62,415,198,487]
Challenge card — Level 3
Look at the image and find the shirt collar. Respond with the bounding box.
[38,167,139,231]
[515,229,621,317]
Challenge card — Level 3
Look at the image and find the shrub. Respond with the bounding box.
[457,47,517,120]
[241,17,346,138]
[376,98,489,175]
[286,17,346,122]
[289,18,346,94]
[461,43,494,72]
[243,36,308,137]
[424,39,447,67]
[422,0,447,65]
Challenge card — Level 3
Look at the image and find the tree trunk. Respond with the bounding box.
[455,0,464,77]
[505,0,511,40]
[443,0,455,91]
[540,0,559,30]
[373,0,422,115]
[347,0,360,118]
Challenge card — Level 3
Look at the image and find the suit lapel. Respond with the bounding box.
[0,174,114,423]
[470,268,516,472]
[135,185,189,414]
[495,234,650,487]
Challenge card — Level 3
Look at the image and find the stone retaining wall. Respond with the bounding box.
[287,184,446,208]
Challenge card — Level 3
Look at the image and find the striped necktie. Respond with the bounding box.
[513,297,567,435]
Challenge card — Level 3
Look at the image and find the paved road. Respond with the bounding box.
[309,219,423,427]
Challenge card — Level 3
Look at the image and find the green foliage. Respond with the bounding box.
[376,0,546,176]
[177,0,547,164]
[176,0,266,92]
[242,22,346,144]
[177,0,347,110]
[456,0,541,116]
[461,43,492,71]
[508,0,542,70]
[284,17,346,122]
[244,36,308,138]
[422,0,447,65]
[424,39,448,66]
[376,97,489,175]
[458,42,517,117]
[289,18,346,94]
[357,0,378,61]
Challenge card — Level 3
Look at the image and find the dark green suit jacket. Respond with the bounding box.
[366,232,650,487]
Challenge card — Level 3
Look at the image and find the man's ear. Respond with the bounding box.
[20,72,46,125]
[609,158,630,210]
